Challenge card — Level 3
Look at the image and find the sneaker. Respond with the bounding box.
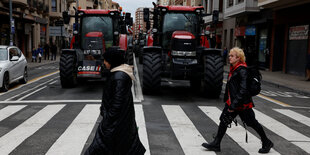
[259,140,273,153]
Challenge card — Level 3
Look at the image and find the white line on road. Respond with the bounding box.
[0,104,65,154]
[17,86,47,101]
[0,100,141,104]
[199,106,280,155]
[274,109,310,128]
[162,105,214,155]
[46,104,100,155]
[49,80,57,85]
[0,105,27,122]
[0,71,59,96]
[134,104,150,155]
[254,109,310,153]
[5,78,57,101]
[133,53,144,102]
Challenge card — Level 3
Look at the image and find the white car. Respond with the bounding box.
[0,45,28,92]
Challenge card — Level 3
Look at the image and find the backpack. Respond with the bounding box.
[247,66,262,96]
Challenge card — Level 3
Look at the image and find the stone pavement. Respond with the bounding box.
[224,65,310,96]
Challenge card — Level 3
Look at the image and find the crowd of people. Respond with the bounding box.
[31,43,57,63]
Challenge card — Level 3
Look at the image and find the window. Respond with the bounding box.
[237,0,244,3]
[51,0,57,12]
[0,48,8,61]
[9,48,19,59]
[228,0,233,7]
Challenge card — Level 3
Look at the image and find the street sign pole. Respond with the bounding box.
[9,0,13,46]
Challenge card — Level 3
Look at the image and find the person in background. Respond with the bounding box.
[85,49,145,155]
[31,47,37,62]
[306,53,310,81]
[51,43,57,61]
[44,43,50,60]
[202,47,273,154]
[223,47,228,65]
[37,44,44,63]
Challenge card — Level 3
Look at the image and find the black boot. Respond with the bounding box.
[259,139,273,153]
[202,137,221,152]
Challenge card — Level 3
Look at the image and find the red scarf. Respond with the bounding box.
[226,62,253,110]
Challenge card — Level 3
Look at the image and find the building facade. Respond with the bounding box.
[0,0,49,57]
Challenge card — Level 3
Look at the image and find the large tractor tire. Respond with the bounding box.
[59,54,77,88]
[139,48,143,64]
[127,50,134,65]
[143,52,162,93]
[202,54,223,98]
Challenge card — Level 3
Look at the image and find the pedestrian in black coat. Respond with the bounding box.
[202,47,273,154]
[85,49,146,155]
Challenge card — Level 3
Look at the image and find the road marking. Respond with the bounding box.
[0,105,27,122]
[133,53,144,102]
[199,106,280,155]
[134,104,150,155]
[0,100,142,104]
[5,78,57,101]
[274,109,310,128]
[162,105,214,155]
[16,86,47,101]
[254,109,310,153]
[49,80,57,85]
[46,104,100,155]
[0,104,65,154]
[257,94,292,107]
[0,71,59,96]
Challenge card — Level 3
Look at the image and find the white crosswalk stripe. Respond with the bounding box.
[0,105,27,122]
[0,104,65,154]
[199,106,280,155]
[46,104,100,155]
[135,104,150,155]
[254,109,310,154]
[1,104,310,154]
[274,109,310,128]
[162,105,215,155]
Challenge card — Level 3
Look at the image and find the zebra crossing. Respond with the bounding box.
[0,104,310,154]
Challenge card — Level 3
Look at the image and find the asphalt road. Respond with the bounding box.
[0,58,309,155]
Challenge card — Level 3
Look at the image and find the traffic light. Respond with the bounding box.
[143,8,149,22]
[62,11,70,24]
[212,10,219,24]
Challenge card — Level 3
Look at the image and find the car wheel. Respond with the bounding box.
[1,73,9,92]
[20,67,28,84]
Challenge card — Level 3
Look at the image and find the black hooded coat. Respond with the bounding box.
[85,49,145,155]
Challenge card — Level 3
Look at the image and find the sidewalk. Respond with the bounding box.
[26,56,60,69]
[224,65,310,96]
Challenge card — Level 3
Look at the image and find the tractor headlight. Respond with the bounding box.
[171,50,196,57]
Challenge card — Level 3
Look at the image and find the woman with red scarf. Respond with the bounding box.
[202,47,273,153]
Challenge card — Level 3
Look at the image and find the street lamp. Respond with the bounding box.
[9,0,14,46]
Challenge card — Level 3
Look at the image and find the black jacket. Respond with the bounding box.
[85,71,145,155]
[224,66,253,110]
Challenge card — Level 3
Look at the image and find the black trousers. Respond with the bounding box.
[216,106,268,143]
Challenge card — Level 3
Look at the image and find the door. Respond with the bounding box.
[258,29,269,68]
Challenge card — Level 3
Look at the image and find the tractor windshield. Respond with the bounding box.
[81,16,113,49]
[162,12,198,49]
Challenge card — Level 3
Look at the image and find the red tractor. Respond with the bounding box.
[60,8,132,88]
[142,4,223,98]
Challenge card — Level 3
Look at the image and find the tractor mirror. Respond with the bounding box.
[143,8,149,22]
[125,13,131,25]
[62,11,70,24]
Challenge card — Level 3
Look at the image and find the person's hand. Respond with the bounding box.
[228,109,234,113]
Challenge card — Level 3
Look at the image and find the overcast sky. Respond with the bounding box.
[112,0,155,20]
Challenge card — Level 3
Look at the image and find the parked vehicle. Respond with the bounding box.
[142,4,223,98]
[0,46,28,92]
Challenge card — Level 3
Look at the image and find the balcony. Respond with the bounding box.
[204,12,224,24]
[224,0,260,18]
[258,0,310,9]
[2,0,28,7]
